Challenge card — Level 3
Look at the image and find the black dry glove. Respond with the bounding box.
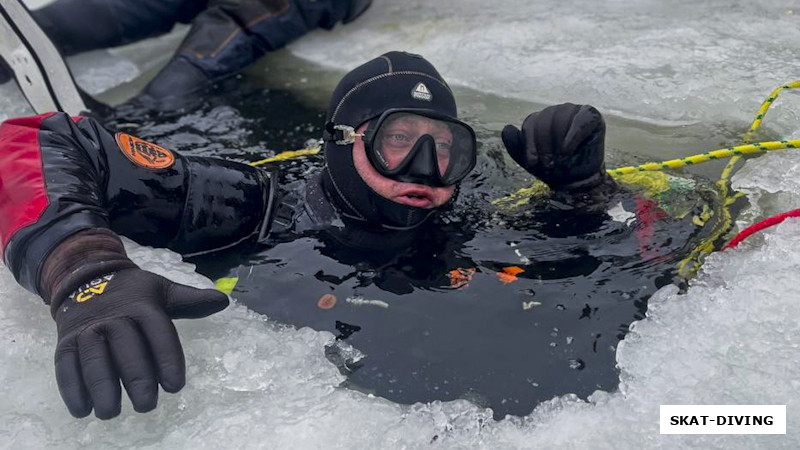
[501,103,608,191]
[41,230,229,419]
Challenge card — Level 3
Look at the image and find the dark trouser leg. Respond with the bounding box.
[0,57,10,84]
[32,0,208,56]
[137,0,371,108]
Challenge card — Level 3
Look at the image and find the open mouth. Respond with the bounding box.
[396,188,435,208]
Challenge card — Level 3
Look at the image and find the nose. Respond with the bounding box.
[398,135,441,185]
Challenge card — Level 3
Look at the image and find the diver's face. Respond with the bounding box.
[353,122,456,209]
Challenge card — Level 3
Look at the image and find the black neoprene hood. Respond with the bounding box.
[325,51,458,129]
[321,51,462,230]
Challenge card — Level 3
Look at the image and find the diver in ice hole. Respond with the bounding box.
[0,51,681,419]
[0,0,372,109]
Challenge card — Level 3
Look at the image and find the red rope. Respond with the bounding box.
[724,208,800,249]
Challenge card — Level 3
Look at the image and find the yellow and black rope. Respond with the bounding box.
[607,140,799,177]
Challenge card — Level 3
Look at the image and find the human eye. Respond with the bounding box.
[435,141,452,153]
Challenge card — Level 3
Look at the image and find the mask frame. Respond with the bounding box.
[359,108,477,186]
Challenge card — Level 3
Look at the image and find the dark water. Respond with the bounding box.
[108,76,725,419]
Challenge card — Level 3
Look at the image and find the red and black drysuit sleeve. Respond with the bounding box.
[0,112,273,296]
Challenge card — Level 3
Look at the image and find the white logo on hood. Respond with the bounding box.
[411,82,433,101]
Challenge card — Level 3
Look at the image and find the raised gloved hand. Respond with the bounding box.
[501,103,608,191]
[42,230,229,419]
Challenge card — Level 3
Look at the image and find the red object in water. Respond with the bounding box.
[317,294,337,309]
[724,208,800,249]
[634,197,668,259]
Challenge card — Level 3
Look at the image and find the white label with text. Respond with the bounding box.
[660,405,786,434]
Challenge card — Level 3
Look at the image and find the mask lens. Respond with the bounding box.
[371,112,476,185]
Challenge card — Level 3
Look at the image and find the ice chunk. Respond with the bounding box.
[732,141,800,230]
[324,339,366,375]
[734,148,800,197]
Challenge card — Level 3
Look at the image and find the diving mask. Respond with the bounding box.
[327,108,477,187]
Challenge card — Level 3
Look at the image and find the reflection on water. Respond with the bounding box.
[110,76,724,418]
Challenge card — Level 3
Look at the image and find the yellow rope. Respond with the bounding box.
[607,140,800,177]
[676,167,735,278]
[742,80,800,143]
[493,139,799,207]
[250,147,321,167]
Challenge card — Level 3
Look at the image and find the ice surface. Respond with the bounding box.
[0,82,33,122]
[288,0,800,130]
[3,0,800,448]
[68,52,140,96]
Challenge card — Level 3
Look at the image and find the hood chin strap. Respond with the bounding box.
[378,213,436,231]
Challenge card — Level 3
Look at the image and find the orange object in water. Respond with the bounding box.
[497,266,524,284]
[447,267,476,289]
[317,294,337,309]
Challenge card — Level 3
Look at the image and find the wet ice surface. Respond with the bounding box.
[732,150,800,231]
[2,0,800,447]
[2,169,800,447]
[69,52,140,96]
[289,0,800,131]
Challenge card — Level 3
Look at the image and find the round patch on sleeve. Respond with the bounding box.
[114,132,175,170]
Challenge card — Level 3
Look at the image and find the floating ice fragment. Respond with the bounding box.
[324,339,366,375]
[569,359,586,370]
[345,297,389,309]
